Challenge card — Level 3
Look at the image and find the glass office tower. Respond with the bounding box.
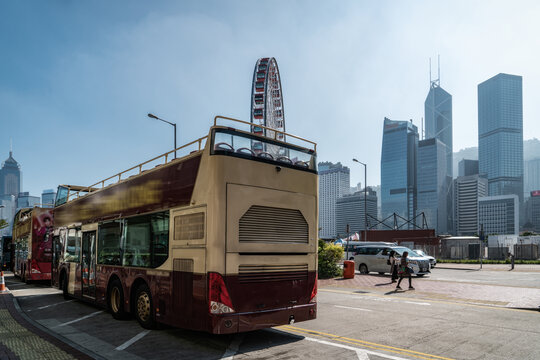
[417,138,449,234]
[478,73,523,202]
[381,118,418,228]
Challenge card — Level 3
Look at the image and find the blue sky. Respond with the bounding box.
[1,0,540,197]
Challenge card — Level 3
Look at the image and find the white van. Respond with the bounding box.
[338,241,396,260]
[353,245,431,276]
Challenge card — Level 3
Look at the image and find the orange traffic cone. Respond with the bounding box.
[0,271,7,292]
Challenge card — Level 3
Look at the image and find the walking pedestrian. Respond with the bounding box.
[388,250,398,282]
[396,251,414,290]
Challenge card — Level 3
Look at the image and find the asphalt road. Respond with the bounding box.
[5,271,540,360]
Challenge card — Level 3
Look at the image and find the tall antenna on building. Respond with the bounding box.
[438,54,440,85]
[10,138,12,155]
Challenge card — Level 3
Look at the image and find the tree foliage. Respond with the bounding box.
[0,219,9,230]
[318,239,344,279]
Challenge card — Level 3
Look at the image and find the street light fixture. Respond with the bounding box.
[352,159,368,242]
[147,113,177,159]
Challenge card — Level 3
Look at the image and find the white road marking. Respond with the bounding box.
[221,333,245,359]
[54,310,104,327]
[304,336,410,360]
[115,330,151,351]
[36,300,75,310]
[334,305,372,312]
[404,301,431,306]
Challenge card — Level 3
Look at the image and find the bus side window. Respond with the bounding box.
[97,221,122,266]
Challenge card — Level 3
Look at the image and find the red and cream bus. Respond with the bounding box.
[52,116,318,333]
[12,207,54,282]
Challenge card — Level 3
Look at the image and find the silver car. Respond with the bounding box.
[353,245,431,276]
[413,249,437,268]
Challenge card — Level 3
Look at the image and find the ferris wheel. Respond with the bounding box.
[250,57,286,152]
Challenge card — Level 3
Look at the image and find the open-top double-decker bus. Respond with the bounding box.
[12,207,54,282]
[52,116,318,333]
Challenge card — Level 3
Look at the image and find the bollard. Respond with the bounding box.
[0,271,7,292]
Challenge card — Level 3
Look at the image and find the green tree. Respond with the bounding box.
[318,240,344,279]
[0,219,9,230]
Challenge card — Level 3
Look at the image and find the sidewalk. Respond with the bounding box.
[0,276,93,360]
[436,262,540,272]
[319,273,540,309]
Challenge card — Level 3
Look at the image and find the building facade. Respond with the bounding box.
[417,138,450,234]
[381,118,418,228]
[525,158,540,200]
[478,194,519,235]
[318,162,350,239]
[335,188,378,236]
[17,192,40,209]
[531,190,540,232]
[41,189,56,208]
[454,175,488,236]
[458,159,479,177]
[0,151,21,199]
[478,73,523,201]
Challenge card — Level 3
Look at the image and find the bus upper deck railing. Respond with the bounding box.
[66,135,208,202]
[214,116,317,152]
[65,116,317,203]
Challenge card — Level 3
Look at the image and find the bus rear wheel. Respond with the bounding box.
[108,279,128,320]
[135,283,155,329]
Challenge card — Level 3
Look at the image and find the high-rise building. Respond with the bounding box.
[318,162,350,239]
[425,77,453,179]
[335,188,378,236]
[41,189,56,208]
[478,194,519,235]
[381,118,418,228]
[17,192,40,209]
[478,73,523,201]
[417,138,450,234]
[458,159,479,177]
[0,150,21,199]
[531,190,540,232]
[524,158,540,200]
[454,175,488,236]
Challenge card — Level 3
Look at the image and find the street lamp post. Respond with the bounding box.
[147,113,177,159]
[352,159,367,242]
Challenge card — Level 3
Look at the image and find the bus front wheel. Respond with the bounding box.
[135,283,156,329]
[61,273,70,300]
[108,279,128,320]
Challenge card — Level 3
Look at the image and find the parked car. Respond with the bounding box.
[336,241,396,260]
[413,249,437,268]
[353,245,431,276]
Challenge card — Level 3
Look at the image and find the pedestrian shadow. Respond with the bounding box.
[374,281,395,287]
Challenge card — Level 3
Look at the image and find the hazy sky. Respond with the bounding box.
[2,1,540,197]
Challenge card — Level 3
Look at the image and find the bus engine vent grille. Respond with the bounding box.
[239,205,308,243]
[173,259,194,272]
[238,264,308,283]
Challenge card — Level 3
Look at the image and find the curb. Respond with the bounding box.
[5,291,104,360]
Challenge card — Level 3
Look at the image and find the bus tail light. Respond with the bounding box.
[208,272,235,314]
[310,273,317,303]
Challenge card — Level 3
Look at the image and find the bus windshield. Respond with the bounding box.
[212,128,316,172]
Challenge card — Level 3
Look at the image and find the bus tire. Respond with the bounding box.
[61,273,70,300]
[108,279,128,320]
[134,283,156,329]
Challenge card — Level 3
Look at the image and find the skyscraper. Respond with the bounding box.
[381,118,418,228]
[524,158,540,199]
[417,138,449,234]
[0,150,21,199]
[454,175,488,236]
[424,70,453,234]
[478,73,524,202]
[318,162,350,239]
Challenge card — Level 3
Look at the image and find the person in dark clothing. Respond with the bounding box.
[388,250,398,282]
[396,251,414,290]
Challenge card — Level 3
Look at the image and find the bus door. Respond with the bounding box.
[51,236,61,287]
[81,231,97,299]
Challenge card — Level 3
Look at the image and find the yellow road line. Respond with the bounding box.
[280,324,455,360]
[319,288,539,313]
